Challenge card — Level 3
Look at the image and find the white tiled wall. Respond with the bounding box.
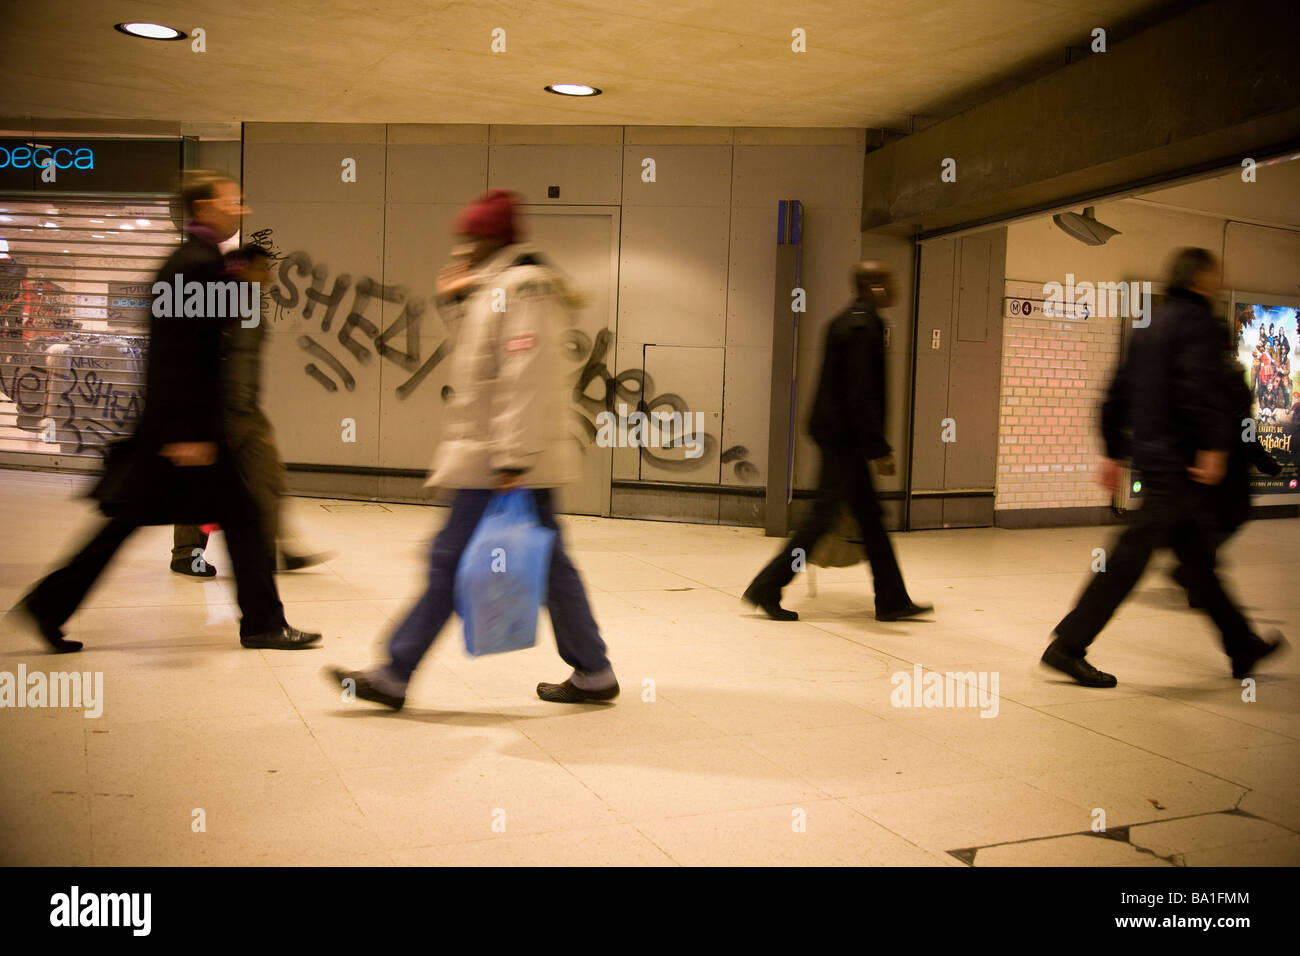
[995,305,1121,511]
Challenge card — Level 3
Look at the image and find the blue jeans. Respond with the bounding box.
[387,489,611,680]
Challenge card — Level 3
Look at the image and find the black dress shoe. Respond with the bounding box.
[741,583,798,621]
[278,550,335,572]
[1232,632,1287,679]
[536,679,620,703]
[170,557,216,578]
[9,597,82,653]
[876,602,934,622]
[326,667,405,711]
[240,625,322,650]
[1041,641,1117,687]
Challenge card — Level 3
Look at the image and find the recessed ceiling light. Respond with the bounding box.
[545,83,601,97]
[135,219,151,226]
[114,22,186,40]
[119,224,134,230]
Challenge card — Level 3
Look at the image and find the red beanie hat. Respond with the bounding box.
[455,189,520,243]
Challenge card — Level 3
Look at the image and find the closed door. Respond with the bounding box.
[516,206,619,516]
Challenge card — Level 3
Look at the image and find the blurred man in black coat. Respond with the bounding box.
[743,261,931,623]
[1170,353,1282,604]
[1043,248,1285,687]
[14,172,321,653]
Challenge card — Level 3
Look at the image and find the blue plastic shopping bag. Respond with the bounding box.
[454,489,557,656]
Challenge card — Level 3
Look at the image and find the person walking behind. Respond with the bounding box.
[171,244,333,577]
[743,261,932,623]
[328,189,616,709]
[1042,248,1285,687]
[12,171,321,653]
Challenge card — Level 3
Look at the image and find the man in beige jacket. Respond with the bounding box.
[329,190,617,710]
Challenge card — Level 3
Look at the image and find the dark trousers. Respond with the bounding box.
[174,411,283,562]
[1054,472,1262,660]
[27,468,284,639]
[388,488,610,680]
[752,445,911,613]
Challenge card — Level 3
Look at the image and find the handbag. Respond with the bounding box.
[454,489,557,656]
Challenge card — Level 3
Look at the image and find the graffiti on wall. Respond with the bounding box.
[0,351,143,454]
[252,228,758,481]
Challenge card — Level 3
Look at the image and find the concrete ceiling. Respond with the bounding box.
[3,0,1184,129]
[1134,155,1300,228]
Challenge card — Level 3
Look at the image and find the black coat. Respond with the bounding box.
[809,298,891,458]
[91,234,250,525]
[1101,287,1233,476]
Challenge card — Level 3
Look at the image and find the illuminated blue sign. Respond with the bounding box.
[0,146,95,170]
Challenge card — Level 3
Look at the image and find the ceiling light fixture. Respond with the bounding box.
[545,83,601,97]
[114,22,186,40]
[1052,206,1121,246]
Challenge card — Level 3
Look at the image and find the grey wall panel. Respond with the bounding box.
[721,344,771,487]
[799,206,865,344]
[860,232,917,501]
[386,145,489,204]
[610,339,646,482]
[249,201,385,467]
[243,143,386,203]
[912,238,957,500]
[791,344,824,490]
[245,124,385,145]
[727,205,777,350]
[196,140,240,179]
[943,228,1005,497]
[518,207,619,516]
[240,125,868,526]
[488,145,621,205]
[732,146,864,209]
[621,146,732,207]
[956,236,991,343]
[639,345,723,484]
[618,205,729,349]
[375,202,463,471]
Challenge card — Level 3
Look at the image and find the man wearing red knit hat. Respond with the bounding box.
[328,190,618,709]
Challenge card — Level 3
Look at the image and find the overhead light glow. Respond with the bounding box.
[120,224,134,230]
[545,83,601,97]
[114,22,185,40]
[135,219,151,226]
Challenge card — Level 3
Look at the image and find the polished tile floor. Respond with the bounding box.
[1,469,1296,866]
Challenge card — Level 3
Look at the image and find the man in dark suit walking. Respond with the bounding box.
[1042,248,1285,687]
[14,171,321,653]
[743,261,931,623]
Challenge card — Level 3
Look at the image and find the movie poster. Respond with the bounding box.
[1233,299,1299,494]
